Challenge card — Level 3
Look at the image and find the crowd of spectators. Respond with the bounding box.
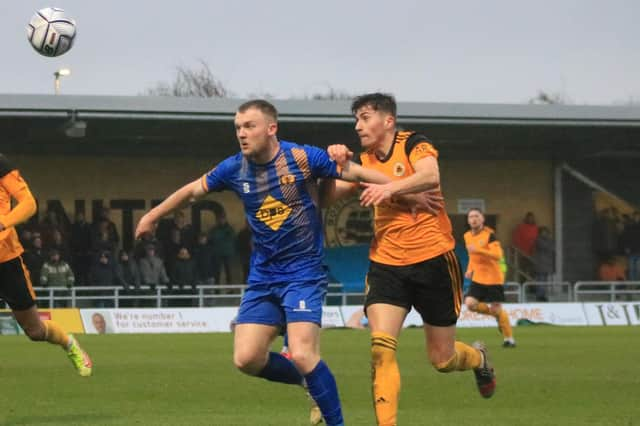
[511,212,555,301]
[593,207,640,281]
[17,207,252,298]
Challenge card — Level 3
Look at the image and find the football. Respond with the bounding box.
[26,7,76,57]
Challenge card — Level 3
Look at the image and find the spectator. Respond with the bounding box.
[619,214,634,255]
[18,228,34,250]
[134,233,164,260]
[93,207,120,246]
[40,249,75,288]
[91,220,117,261]
[23,236,46,287]
[88,251,119,307]
[598,256,626,281]
[163,228,183,278]
[192,232,216,285]
[138,244,170,291]
[88,251,119,287]
[115,250,141,291]
[533,227,555,302]
[593,208,619,259]
[40,208,67,247]
[70,211,92,286]
[512,212,539,256]
[157,210,195,252]
[628,211,640,255]
[512,212,539,279]
[171,247,197,291]
[209,212,236,284]
[236,221,252,284]
[47,229,71,263]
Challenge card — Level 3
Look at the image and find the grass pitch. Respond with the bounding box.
[0,327,638,425]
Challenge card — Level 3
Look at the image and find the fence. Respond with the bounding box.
[3,281,640,309]
[573,281,640,302]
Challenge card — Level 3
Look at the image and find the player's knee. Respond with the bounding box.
[289,348,319,374]
[430,352,456,373]
[490,304,502,315]
[233,351,265,376]
[464,298,478,310]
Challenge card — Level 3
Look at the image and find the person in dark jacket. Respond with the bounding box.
[171,247,197,291]
[192,233,216,285]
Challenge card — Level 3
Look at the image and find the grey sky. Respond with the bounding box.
[2,1,638,104]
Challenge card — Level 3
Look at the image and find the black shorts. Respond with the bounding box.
[364,251,463,327]
[0,256,37,311]
[465,282,505,303]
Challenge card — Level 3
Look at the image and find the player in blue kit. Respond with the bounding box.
[135,99,389,426]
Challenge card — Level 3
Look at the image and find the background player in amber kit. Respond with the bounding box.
[464,208,516,347]
[0,154,92,376]
[328,93,496,426]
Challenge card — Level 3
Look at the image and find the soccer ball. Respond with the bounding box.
[26,7,76,57]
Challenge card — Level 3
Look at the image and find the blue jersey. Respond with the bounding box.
[201,141,340,284]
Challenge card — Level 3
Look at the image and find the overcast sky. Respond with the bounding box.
[1,1,638,104]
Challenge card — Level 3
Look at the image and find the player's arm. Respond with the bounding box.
[319,179,358,208]
[0,168,37,231]
[135,179,206,239]
[474,240,504,261]
[468,235,503,261]
[360,156,440,207]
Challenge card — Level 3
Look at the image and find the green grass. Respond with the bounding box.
[0,327,638,425]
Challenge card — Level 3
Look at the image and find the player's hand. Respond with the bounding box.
[408,190,444,216]
[135,214,157,240]
[360,182,393,207]
[465,270,473,279]
[327,144,353,166]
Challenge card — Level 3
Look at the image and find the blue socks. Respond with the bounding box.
[257,352,304,385]
[304,360,344,426]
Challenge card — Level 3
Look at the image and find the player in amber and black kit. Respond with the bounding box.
[0,154,92,376]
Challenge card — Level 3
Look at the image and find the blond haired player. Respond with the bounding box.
[327,93,496,426]
[0,154,91,376]
[464,208,515,347]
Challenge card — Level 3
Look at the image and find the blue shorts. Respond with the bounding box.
[236,279,328,326]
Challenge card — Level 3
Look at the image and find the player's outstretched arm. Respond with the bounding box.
[360,156,440,207]
[0,171,37,231]
[469,240,504,261]
[327,144,388,184]
[135,179,205,239]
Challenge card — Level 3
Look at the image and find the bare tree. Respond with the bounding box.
[529,90,570,105]
[308,87,353,101]
[143,60,228,98]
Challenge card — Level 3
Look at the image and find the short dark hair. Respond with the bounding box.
[237,99,278,122]
[351,93,397,118]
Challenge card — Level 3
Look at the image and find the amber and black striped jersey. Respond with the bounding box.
[0,155,37,263]
[360,131,455,266]
[463,227,504,285]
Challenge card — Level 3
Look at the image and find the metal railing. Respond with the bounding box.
[3,284,346,309]
[573,281,640,302]
[503,282,522,302]
[3,281,639,309]
[521,281,572,302]
[505,246,535,282]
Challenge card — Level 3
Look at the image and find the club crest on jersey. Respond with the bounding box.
[279,174,296,185]
[243,182,250,193]
[393,162,406,176]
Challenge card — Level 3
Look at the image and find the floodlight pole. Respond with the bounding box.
[54,74,61,95]
[53,68,71,95]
